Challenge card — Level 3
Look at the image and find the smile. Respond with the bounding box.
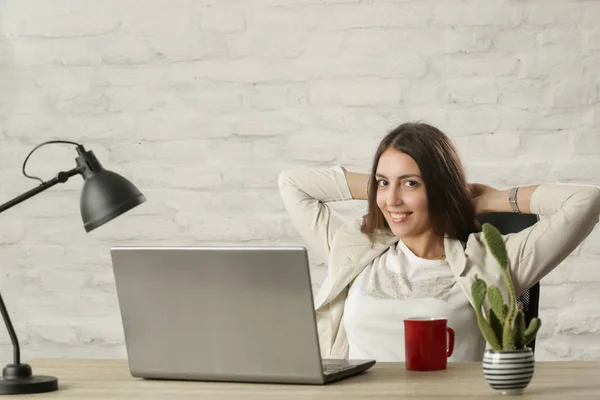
[389,212,412,223]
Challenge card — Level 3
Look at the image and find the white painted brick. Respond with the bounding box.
[448,79,498,105]
[556,308,600,336]
[405,80,446,105]
[525,2,585,27]
[129,113,240,141]
[309,79,406,107]
[8,39,103,67]
[302,32,345,58]
[220,167,282,190]
[105,139,209,165]
[498,107,591,131]
[247,6,307,32]
[2,1,120,38]
[186,213,287,243]
[200,7,245,33]
[518,131,576,156]
[296,54,427,79]
[100,36,160,66]
[539,284,578,310]
[0,37,14,68]
[125,163,223,191]
[489,28,538,54]
[237,112,302,136]
[286,129,345,163]
[580,225,600,256]
[521,49,587,80]
[303,3,434,30]
[163,84,244,115]
[483,133,521,157]
[537,27,583,53]
[168,60,306,83]
[431,1,525,27]
[430,53,519,78]
[549,79,598,109]
[583,29,600,53]
[407,78,497,106]
[291,0,361,3]
[547,336,600,361]
[542,256,600,285]
[442,105,500,135]
[243,83,309,110]
[154,34,230,63]
[497,79,551,111]
[548,159,600,184]
[442,27,494,54]
[119,0,202,36]
[228,33,306,60]
[340,29,444,57]
[89,65,165,87]
[2,0,600,363]
[573,130,600,156]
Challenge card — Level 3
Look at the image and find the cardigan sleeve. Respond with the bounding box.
[278,166,354,264]
[504,184,600,295]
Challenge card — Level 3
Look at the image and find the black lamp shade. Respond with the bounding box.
[80,169,146,232]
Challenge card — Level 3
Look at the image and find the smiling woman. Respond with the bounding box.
[278,121,600,362]
[361,124,477,261]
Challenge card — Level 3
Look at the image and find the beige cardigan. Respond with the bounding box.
[278,165,600,359]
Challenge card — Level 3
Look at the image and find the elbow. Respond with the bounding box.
[573,185,600,225]
[587,186,600,217]
[278,169,295,192]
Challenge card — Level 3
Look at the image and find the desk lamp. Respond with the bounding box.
[0,140,146,394]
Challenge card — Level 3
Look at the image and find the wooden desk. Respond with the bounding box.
[19,359,600,399]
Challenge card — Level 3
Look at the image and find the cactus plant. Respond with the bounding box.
[471,223,542,351]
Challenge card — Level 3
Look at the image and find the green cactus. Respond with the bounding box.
[487,286,505,321]
[470,223,542,350]
[524,318,542,345]
[471,276,501,350]
[514,310,525,349]
[488,307,503,345]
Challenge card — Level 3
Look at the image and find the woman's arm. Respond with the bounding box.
[473,185,539,215]
[341,168,370,201]
[278,166,356,263]
[478,184,600,296]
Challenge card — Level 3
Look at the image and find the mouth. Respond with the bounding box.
[388,211,412,224]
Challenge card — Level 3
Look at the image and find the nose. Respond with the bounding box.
[386,186,403,207]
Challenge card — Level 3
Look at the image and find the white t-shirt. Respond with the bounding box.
[343,240,485,362]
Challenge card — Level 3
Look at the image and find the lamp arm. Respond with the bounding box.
[0,167,80,365]
[0,168,81,215]
[0,293,22,365]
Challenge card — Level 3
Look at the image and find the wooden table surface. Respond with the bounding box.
[15,359,600,399]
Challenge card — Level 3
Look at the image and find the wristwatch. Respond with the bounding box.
[509,187,521,214]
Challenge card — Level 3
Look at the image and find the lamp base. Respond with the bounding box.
[0,363,58,394]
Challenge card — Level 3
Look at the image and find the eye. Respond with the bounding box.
[376,179,388,187]
[404,180,419,188]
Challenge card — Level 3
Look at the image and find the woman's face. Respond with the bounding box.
[375,148,434,239]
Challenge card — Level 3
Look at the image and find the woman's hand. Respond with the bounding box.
[468,183,500,215]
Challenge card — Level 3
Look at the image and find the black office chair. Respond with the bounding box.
[475,212,540,353]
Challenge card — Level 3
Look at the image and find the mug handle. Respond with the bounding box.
[446,326,455,357]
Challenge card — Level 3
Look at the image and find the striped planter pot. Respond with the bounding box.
[482,348,534,395]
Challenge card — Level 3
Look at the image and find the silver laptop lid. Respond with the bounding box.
[110,246,325,384]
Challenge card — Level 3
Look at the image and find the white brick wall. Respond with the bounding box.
[1,0,599,362]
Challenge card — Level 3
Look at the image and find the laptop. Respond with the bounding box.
[110,246,376,384]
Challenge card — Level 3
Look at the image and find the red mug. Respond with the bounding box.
[404,317,455,371]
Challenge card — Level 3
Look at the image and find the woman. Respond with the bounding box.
[278,122,600,362]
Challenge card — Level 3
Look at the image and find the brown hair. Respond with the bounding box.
[361,122,477,244]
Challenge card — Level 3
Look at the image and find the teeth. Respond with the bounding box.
[390,213,409,219]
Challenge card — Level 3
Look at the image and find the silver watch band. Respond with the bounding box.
[509,187,521,214]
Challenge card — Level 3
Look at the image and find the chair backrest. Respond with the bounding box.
[475,212,540,352]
